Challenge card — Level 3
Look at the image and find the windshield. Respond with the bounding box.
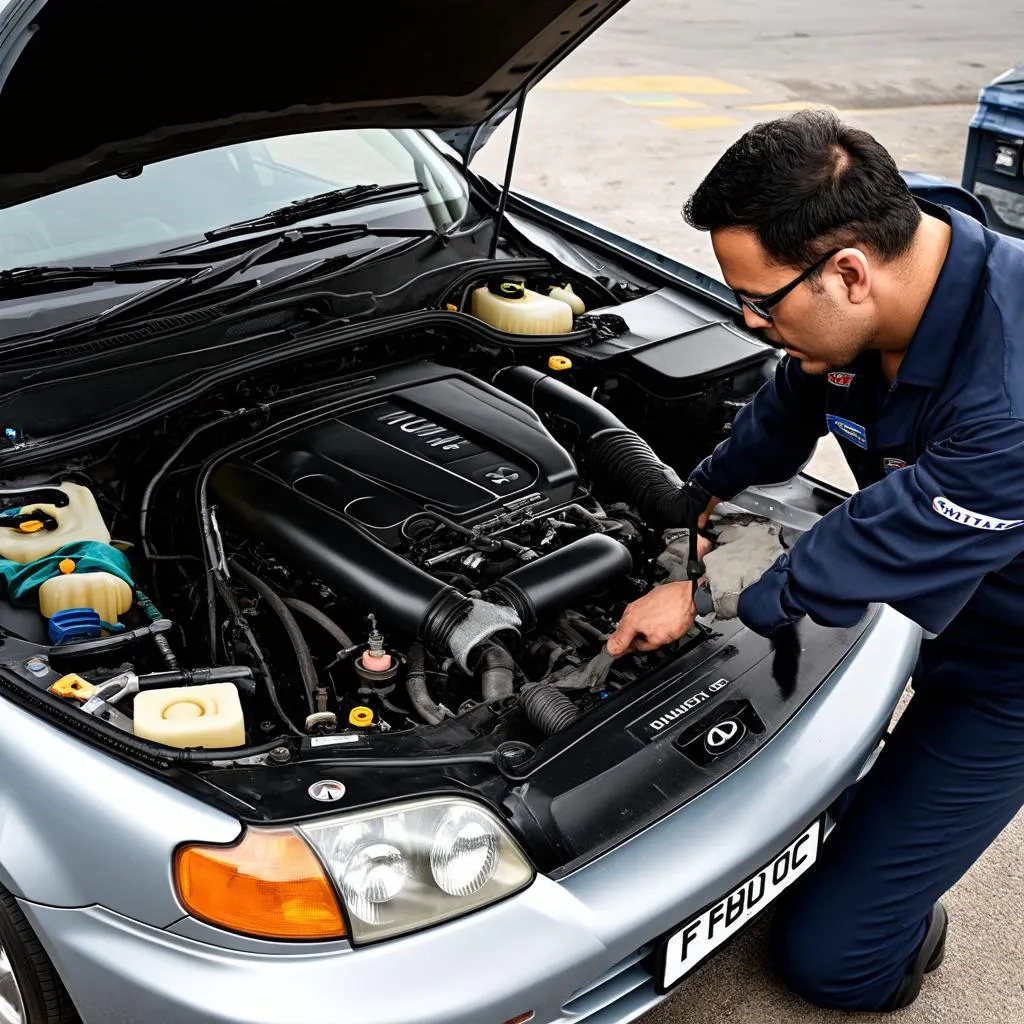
[0,128,469,270]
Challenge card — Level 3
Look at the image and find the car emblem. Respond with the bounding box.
[704,719,745,754]
[485,467,520,486]
[308,779,347,803]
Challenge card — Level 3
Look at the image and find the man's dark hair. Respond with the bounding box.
[683,109,921,267]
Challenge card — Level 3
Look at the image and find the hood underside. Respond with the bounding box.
[0,0,628,209]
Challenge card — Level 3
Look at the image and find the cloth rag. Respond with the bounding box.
[659,516,786,621]
[0,541,134,608]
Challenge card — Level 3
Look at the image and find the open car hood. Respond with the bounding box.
[0,0,629,209]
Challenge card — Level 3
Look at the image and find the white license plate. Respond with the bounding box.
[656,817,824,992]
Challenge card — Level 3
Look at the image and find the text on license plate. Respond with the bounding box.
[658,817,823,991]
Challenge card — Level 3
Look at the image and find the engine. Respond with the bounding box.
[0,358,715,757]
[210,362,652,677]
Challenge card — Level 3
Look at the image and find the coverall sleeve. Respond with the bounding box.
[690,355,828,500]
[738,417,1024,636]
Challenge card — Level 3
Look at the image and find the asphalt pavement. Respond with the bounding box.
[473,2,1024,1021]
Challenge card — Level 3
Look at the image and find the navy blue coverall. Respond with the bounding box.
[689,200,1024,1010]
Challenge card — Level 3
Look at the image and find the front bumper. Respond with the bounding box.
[23,605,919,1024]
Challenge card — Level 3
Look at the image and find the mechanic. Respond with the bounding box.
[606,108,1024,1013]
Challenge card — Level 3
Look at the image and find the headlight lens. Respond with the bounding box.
[301,796,533,943]
[430,805,500,896]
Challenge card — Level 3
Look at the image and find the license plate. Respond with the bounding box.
[655,817,824,993]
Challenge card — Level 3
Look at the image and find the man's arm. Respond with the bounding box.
[738,417,1024,637]
[690,354,829,501]
[606,355,828,657]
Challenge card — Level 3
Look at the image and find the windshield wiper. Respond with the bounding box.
[39,234,299,345]
[0,262,200,297]
[204,181,428,240]
[1,222,440,352]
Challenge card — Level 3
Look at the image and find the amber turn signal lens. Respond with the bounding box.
[175,828,346,940]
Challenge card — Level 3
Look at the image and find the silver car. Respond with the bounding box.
[0,1,924,1022]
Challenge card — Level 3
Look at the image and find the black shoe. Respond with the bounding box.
[882,902,949,1011]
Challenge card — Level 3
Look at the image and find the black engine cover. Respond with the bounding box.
[220,362,579,549]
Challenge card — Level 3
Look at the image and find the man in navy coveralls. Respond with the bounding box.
[607,110,1024,1011]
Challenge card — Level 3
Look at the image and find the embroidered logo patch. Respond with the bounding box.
[883,457,908,474]
[931,496,1024,531]
[826,414,868,449]
[827,371,856,387]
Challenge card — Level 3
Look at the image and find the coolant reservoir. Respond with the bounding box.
[39,569,133,623]
[470,280,573,335]
[0,482,111,563]
[548,283,586,316]
[133,683,246,749]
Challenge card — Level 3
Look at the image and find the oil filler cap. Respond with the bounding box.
[489,279,525,300]
[349,706,374,728]
[548,355,573,371]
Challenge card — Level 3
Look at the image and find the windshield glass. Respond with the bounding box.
[0,128,469,270]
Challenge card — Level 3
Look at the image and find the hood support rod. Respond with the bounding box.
[488,89,527,260]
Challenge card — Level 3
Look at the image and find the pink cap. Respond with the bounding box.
[361,650,393,672]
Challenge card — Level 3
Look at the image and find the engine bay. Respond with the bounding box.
[0,263,797,784]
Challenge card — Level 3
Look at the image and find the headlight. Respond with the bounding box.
[300,796,534,943]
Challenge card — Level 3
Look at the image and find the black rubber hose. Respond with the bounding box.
[492,365,710,529]
[485,534,632,629]
[229,561,318,715]
[405,643,445,726]
[212,572,306,736]
[140,408,250,559]
[479,644,515,702]
[282,598,355,650]
[520,683,582,736]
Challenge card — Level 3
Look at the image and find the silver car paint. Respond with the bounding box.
[0,693,240,924]
[14,604,919,1024]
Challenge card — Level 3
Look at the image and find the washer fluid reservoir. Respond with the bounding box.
[133,683,246,749]
[39,569,133,623]
[0,482,111,563]
[470,280,573,335]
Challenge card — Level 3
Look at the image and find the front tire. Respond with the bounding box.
[0,885,77,1024]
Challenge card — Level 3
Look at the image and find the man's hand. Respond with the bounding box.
[698,496,721,532]
[606,581,698,657]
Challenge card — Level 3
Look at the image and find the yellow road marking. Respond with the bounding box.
[540,75,750,95]
[610,94,705,108]
[654,114,743,131]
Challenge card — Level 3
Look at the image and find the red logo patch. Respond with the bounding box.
[827,372,855,387]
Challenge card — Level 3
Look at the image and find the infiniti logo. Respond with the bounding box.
[704,719,745,754]
[308,780,347,803]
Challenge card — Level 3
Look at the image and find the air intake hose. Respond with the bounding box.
[493,366,711,586]
[485,533,632,629]
[521,682,582,736]
[211,463,501,668]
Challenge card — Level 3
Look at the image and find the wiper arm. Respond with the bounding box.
[43,234,292,344]
[204,181,428,240]
[0,262,199,297]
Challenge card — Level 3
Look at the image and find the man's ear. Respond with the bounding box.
[834,248,870,304]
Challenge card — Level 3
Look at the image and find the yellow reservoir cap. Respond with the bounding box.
[349,706,374,728]
[548,355,573,371]
[49,674,96,701]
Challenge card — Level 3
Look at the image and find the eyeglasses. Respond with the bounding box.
[734,248,840,322]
